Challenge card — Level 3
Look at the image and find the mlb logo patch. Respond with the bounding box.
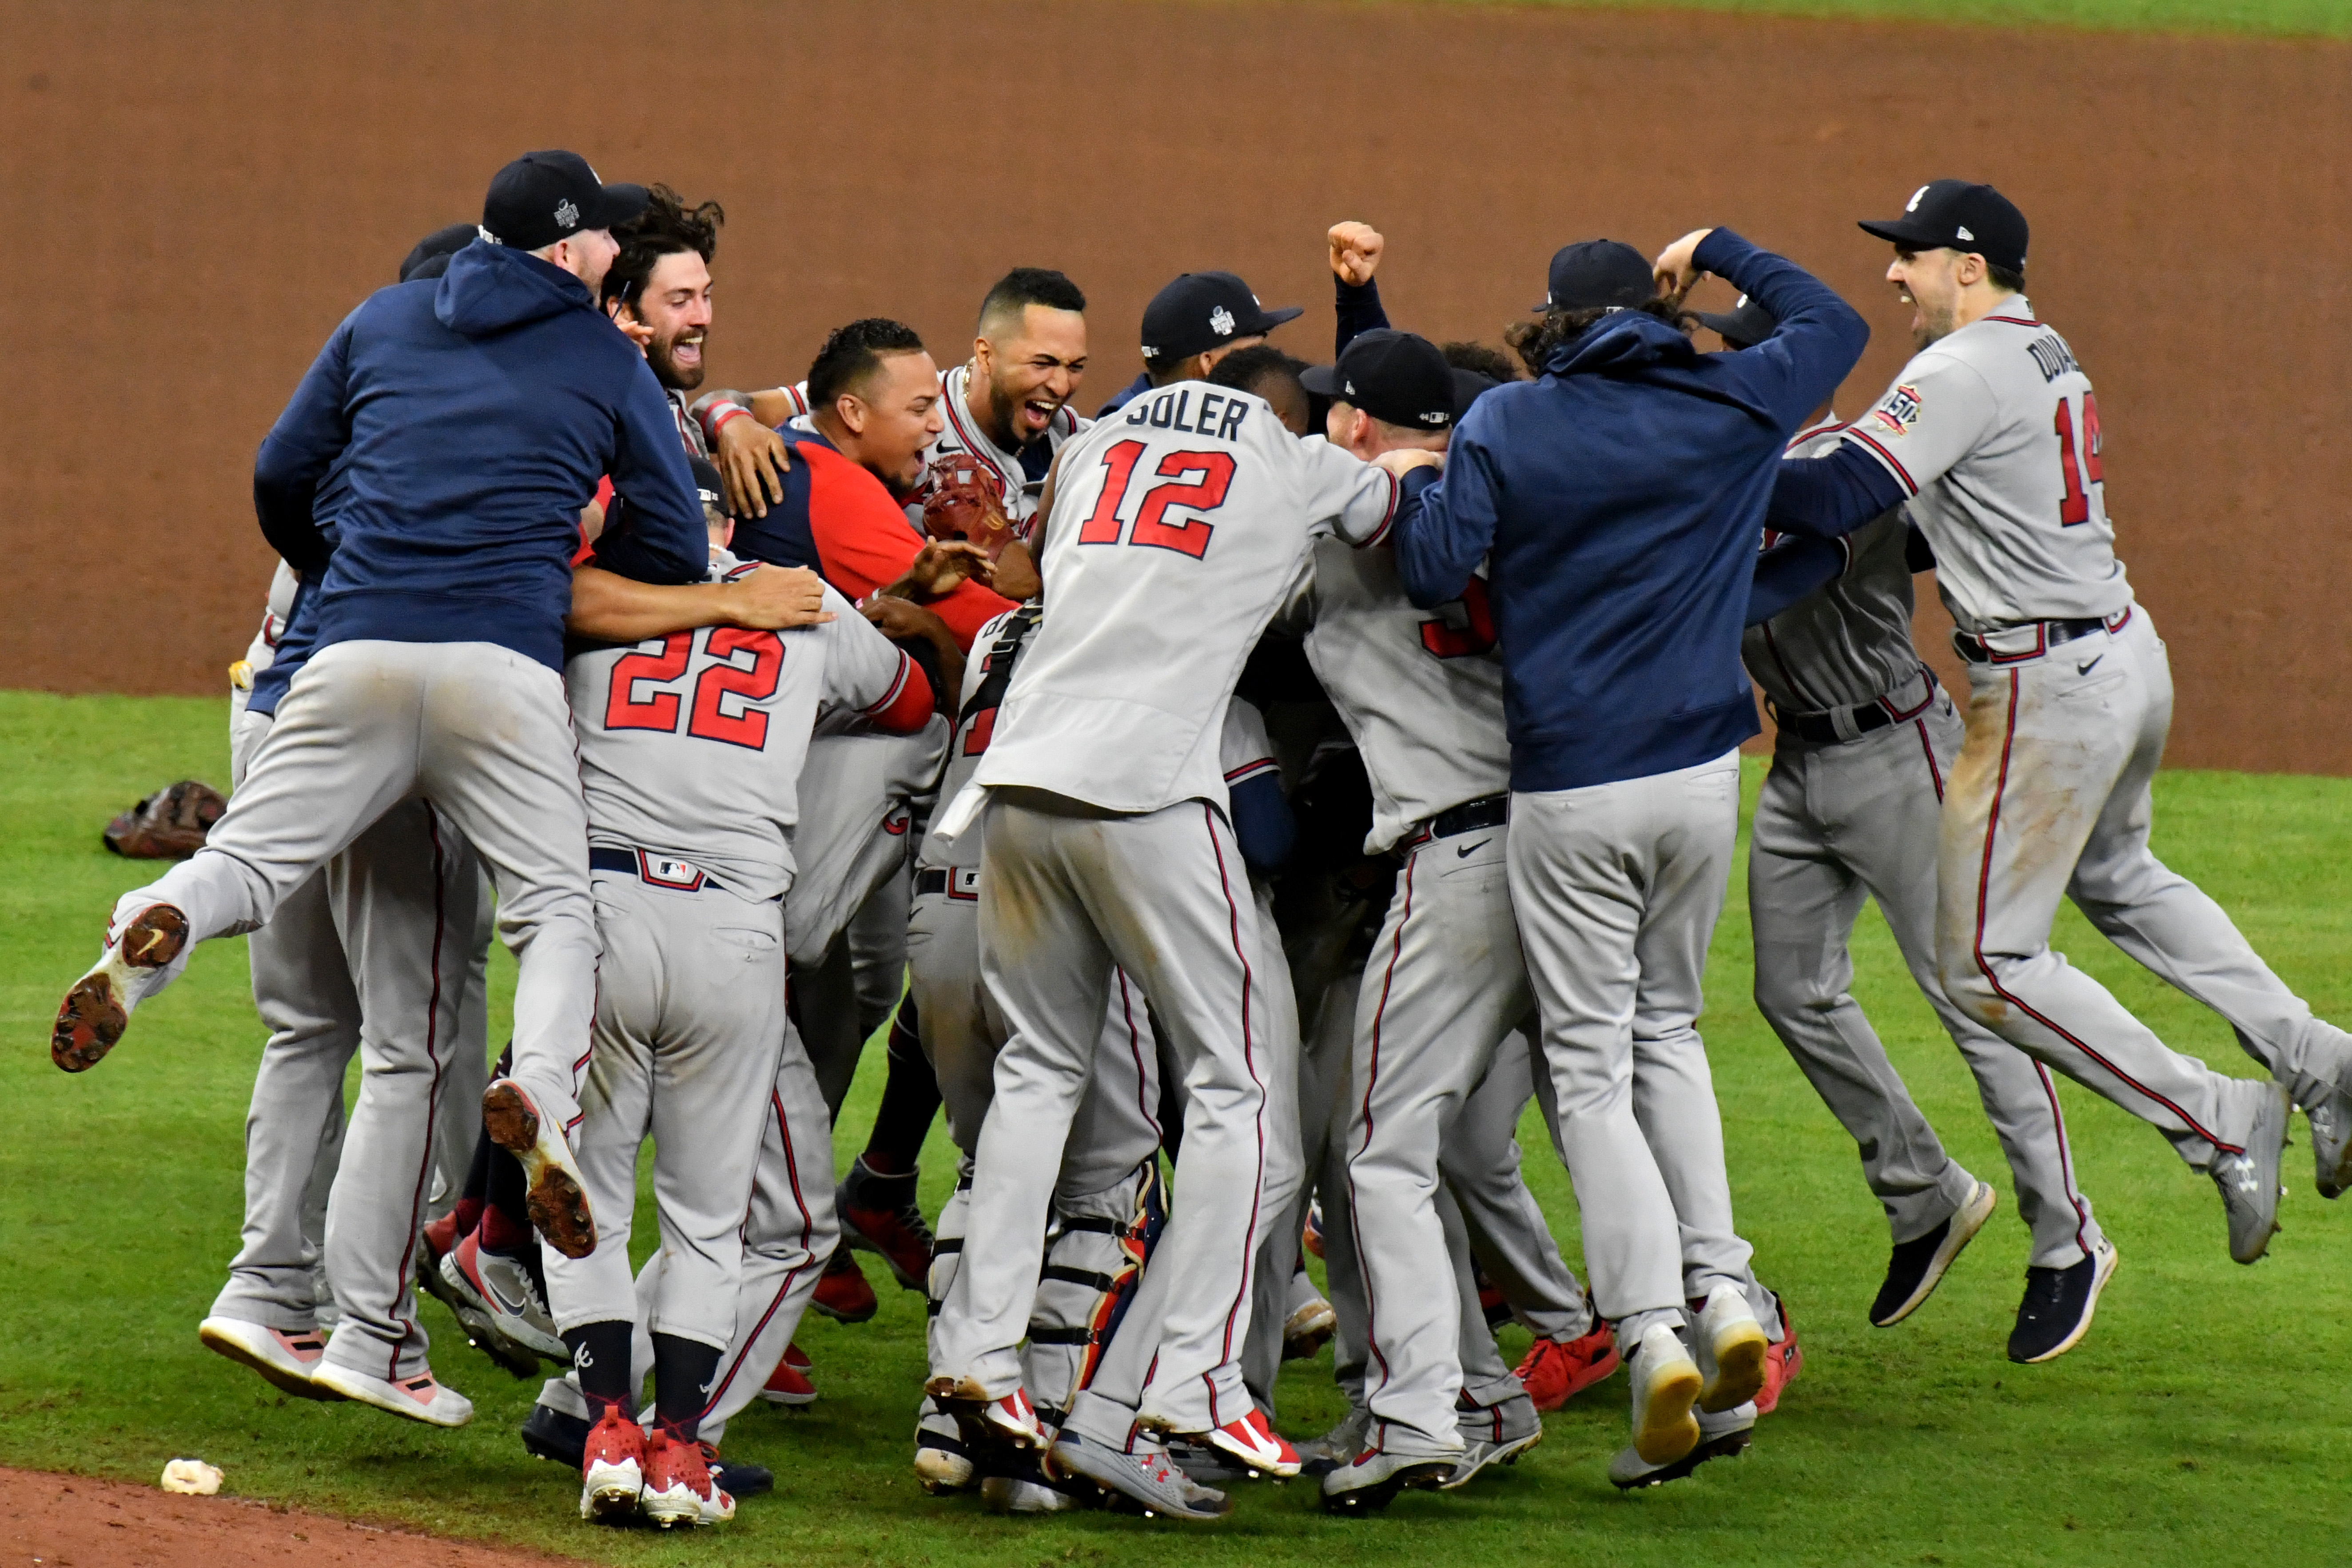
[1872,383,1923,437]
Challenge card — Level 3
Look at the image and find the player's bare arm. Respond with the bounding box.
[1652,228,1719,300]
[878,539,997,604]
[565,561,832,642]
[860,595,965,718]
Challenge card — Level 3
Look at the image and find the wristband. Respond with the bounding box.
[704,402,753,438]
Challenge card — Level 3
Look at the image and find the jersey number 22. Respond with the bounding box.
[604,629,784,750]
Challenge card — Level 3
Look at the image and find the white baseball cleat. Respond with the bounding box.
[1695,1282,1769,1413]
[441,1230,565,1358]
[308,1360,473,1427]
[480,1078,597,1260]
[197,1317,338,1401]
[1201,1408,1301,1477]
[1628,1322,1703,1465]
[53,902,192,1072]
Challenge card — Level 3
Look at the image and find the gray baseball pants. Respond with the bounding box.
[943,790,1275,1437]
[1751,692,2102,1269]
[1509,751,1752,1344]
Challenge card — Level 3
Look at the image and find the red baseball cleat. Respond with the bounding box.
[811,1246,878,1324]
[1204,1408,1300,1477]
[837,1158,935,1291]
[641,1429,733,1528]
[784,1341,812,1370]
[1514,1313,1621,1413]
[759,1346,816,1407]
[579,1408,646,1523]
[1756,1295,1803,1416]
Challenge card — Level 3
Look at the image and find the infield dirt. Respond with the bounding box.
[1,0,2344,772]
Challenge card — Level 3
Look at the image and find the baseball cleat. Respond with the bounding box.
[2009,1237,2119,1364]
[442,1230,565,1358]
[812,1245,879,1323]
[53,902,191,1072]
[1871,1180,1997,1327]
[640,1429,731,1528]
[427,1233,541,1377]
[2304,1085,2352,1199]
[1755,1294,1802,1416]
[1282,1298,1338,1361]
[1608,1401,1755,1490]
[1442,1393,1542,1489]
[1514,1301,1620,1411]
[1201,1408,1299,1477]
[914,1402,976,1493]
[1047,1429,1229,1520]
[1628,1322,1702,1465]
[579,1407,646,1523]
[479,1079,596,1260]
[1695,1283,1768,1413]
[521,1401,590,1469]
[979,1389,1046,1449]
[1293,1405,1371,1479]
[308,1360,473,1427]
[698,1442,770,1500]
[1319,1445,1456,1514]
[982,1450,1093,1513]
[837,1158,935,1290]
[1302,1201,1325,1261]
[2213,1080,2290,1264]
[759,1347,816,1407]
[197,1317,336,1400]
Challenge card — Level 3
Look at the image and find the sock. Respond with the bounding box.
[482,1136,531,1250]
[450,1196,485,1240]
[650,1332,724,1443]
[480,1185,533,1254]
[562,1321,635,1421]
[860,995,939,1178]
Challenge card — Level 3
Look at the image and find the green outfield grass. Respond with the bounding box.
[1416,0,2352,36]
[3,688,2349,1566]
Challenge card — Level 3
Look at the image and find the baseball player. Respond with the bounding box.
[924,374,1412,1520]
[1707,290,2117,1363]
[553,485,931,1527]
[1094,270,1302,417]
[1765,179,2352,1264]
[52,156,711,1428]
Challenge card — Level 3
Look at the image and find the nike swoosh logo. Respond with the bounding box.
[481,1270,532,1318]
[2077,655,2103,676]
[1457,839,1491,859]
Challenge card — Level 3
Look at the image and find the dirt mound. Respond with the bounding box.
[3,0,2344,769]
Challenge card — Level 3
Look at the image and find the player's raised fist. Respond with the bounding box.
[1652,229,1717,300]
[1329,222,1385,286]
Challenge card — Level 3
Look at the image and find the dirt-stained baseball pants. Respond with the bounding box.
[941,790,1276,1438]
[1752,691,2103,1270]
[1938,609,2344,1164]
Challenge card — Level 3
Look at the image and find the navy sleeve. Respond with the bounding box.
[597,358,710,586]
[1228,771,1296,875]
[1747,534,1849,626]
[1690,229,1870,436]
[1335,275,1389,357]
[1393,427,1495,609]
[1766,445,1908,541]
[252,316,355,574]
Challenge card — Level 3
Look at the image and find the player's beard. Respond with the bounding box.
[984,371,1057,452]
[1911,297,1960,351]
[649,328,708,392]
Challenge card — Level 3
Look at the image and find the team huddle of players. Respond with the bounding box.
[54,150,2352,1530]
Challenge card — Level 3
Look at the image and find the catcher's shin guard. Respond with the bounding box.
[1024,1159,1164,1419]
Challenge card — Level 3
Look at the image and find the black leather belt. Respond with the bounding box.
[1405,792,1508,850]
[915,867,980,900]
[915,868,948,896]
[1775,668,1938,745]
[1954,607,2132,665]
[589,845,728,894]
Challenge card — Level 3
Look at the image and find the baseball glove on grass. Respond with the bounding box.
[104,780,227,859]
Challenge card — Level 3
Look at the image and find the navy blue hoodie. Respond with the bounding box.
[1393,230,1868,792]
[252,239,706,672]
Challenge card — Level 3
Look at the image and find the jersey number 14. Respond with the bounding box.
[603,629,784,750]
[2054,392,2105,526]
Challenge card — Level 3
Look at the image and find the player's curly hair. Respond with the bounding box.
[1504,297,1695,378]
[1440,341,1520,382]
[601,185,724,313]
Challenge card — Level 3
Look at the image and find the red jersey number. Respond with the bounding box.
[2054,393,2104,526]
[1075,442,1237,560]
[602,629,784,750]
[1419,577,1498,660]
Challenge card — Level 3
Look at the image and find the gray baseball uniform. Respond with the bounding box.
[547,570,922,1353]
[935,385,1401,1441]
[1747,429,2102,1270]
[1839,301,2351,1163]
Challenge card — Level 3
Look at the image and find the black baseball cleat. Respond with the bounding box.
[521,1401,589,1468]
[2008,1238,2119,1364]
[1870,1181,1996,1327]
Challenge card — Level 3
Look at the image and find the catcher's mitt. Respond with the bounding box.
[103,780,227,859]
[919,453,1015,561]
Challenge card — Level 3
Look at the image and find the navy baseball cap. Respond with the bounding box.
[1533,239,1655,312]
[1694,292,1778,350]
[399,222,476,283]
[688,456,733,523]
[1449,367,1498,422]
[1141,271,1302,362]
[481,151,648,251]
[1300,330,1454,430]
[1860,180,2029,274]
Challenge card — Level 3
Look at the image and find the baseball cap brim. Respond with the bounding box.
[1450,368,1496,421]
[1298,362,1345,398]
[590,181,650,231]
[1858,216,1951,252]
[1243,303,1304,336]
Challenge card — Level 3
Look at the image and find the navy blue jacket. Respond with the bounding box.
[252,240,706,673]
[1393,230,1868,792]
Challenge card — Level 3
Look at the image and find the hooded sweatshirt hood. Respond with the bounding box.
[1545,309,1703,378]
[434,240,591,338]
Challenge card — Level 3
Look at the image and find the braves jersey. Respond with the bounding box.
[917,606,1038,876]
[974,384,1400,815]
[920,362,1086,535]
[1281,539,1509,854]
[1840,299,2131,633]
[565,557,922,903]
[1745,421,1923,713]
